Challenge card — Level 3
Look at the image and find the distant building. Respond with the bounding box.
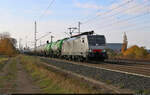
[147,49,150,53]
[106,43,123,52]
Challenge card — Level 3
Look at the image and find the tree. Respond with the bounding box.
[123,45,148,59]
[0,32,10,39]
[0,32,17,56]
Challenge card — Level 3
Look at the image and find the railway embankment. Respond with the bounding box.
[40,57,150,94]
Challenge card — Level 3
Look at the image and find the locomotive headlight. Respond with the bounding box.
[89,49,92,52]
[102,49,106,52]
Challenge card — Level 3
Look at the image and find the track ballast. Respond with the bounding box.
[39,57,150,92]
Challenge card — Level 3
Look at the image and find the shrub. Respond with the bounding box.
[106,48,117,58]
[123,45,148,59]
[0,38,17,56]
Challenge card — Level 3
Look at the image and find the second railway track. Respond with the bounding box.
[40,56,150,77]
[39,56,150,92]
[87,61,150,77]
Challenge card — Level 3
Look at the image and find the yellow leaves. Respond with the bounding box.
[123,45,148,59]
[121,43,127,53]
[0,38,17,56]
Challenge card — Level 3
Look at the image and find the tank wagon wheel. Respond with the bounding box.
[76,56,84,62]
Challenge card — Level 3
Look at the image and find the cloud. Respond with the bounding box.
[44,10,53,15]
[73,0,103,10]
[0,9,68,48]
[122,1,150,15]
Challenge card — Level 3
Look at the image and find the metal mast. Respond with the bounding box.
[34,21,37,52]
[78,21,81,34]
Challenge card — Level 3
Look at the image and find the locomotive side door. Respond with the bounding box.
[80,36,88,57]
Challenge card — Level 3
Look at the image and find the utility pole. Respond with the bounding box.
[68,27,77,37]
[78,21,81,34]
[25,36,28,49]
[68,28,72,37]
[40,40,41,46]
[51,35,54,43]
[19,38,22,51]
[34,21,37,52]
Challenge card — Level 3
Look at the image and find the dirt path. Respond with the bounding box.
[0,58,13,93]
[14,62,42,93]
[0,58,42,94]
[0,58,10,76]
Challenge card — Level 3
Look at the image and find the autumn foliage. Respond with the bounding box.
[0,38,17,56]
[122,45,149,59]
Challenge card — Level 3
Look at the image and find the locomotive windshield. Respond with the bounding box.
[87,35,105,46]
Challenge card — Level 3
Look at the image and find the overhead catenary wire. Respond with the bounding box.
[95,15,150,33]
[107,23,150,34]
[84,0,150,27]
[94,9,150,32]
[80,0,150,32]
[33,0,55,49]
[82,0,134,24]
[68,0,118,29]
[76,0,134,32]
[36,0,55,21]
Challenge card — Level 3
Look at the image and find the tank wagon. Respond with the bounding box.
[35,31,108,61]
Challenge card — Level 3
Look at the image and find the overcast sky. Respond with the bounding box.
[0,0,150,49]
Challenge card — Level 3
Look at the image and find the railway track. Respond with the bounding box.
[87,61,150,77]
[39,56,150,92]
[105,59,150,65]
[41,57,150,77]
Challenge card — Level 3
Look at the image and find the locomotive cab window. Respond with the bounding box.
[88,35,105,46]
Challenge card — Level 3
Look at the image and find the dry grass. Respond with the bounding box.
[0,57,8,63]
[19,55,105,94]
[0,57,8,71]
[0,58,17,93]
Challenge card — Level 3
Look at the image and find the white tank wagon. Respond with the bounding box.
[61,31,108,61]
[36,44,47,56]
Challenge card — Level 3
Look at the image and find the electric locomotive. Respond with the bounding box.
[61,31,107,61]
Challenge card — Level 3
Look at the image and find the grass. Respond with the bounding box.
[0,57,8,70]
[22,59,70,93]
[135,89,150,95]
[105,80,112,85]
[0,57,17,93]
[0,63,5,71]
[118,83,125,89]
[19,55,105,94]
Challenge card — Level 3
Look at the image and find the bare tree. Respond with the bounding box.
[0,32,10,39]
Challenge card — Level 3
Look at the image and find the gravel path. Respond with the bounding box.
[41,58,150,91]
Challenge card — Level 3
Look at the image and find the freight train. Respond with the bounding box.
[28,31,108,61]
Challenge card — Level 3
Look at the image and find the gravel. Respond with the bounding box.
[40,58,150,91]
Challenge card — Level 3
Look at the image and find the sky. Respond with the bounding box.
[0,0,150,49]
